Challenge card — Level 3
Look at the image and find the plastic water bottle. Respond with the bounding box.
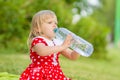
[54,28,94,57]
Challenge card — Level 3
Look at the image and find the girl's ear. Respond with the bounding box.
[36,27,43,35]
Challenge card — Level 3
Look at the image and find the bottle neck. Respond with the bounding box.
[53,28,59,33]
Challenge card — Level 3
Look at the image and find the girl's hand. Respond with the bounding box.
[62,34,73,50]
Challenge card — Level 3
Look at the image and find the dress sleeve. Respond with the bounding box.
[31,37,47,48]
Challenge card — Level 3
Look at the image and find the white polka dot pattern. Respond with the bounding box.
[20,37,71,80]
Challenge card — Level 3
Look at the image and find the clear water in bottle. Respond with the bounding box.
[54,28,94,57]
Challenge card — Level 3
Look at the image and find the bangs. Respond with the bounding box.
[40,14,57,23]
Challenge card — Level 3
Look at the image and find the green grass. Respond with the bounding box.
[0,72,19,80]
[0,47,120,80]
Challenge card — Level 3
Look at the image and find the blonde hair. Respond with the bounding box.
[27,10,57,47]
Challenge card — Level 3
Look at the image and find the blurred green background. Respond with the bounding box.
[0,0,120,80]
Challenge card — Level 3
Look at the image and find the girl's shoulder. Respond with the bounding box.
[31,36,47,47]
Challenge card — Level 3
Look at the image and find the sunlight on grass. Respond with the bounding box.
[0,72,19,80]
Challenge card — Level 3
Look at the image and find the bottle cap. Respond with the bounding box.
[53,28,58,33]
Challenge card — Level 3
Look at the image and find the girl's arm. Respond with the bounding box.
[32,34,72,56]
[61,48,80,60]
[32,43,64,56]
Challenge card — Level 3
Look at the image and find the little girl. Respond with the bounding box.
[20,10,80,80]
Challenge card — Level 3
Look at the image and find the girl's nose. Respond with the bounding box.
[53,23,57,28]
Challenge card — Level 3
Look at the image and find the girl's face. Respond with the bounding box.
[41,16,57,40]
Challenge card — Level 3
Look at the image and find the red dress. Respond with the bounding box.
[20,36,71,80]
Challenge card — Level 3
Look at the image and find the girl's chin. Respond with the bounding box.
[47,36,55,40]
[51,34,55,38]
[51,36,55,39]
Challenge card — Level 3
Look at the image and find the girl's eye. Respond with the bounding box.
[47,21,57,25]
[48,22,52,24]
[55,22,57,25]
